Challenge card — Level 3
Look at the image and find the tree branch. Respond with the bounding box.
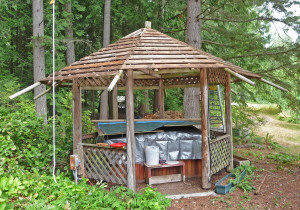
[259,61,299,73]
[202,40,232,47]
[201,16,294,24]
[223,47,300,59]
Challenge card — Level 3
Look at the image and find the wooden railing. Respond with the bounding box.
[79,143,127,185]
[209,134,231,175]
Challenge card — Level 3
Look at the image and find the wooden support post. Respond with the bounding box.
[109,87,118,119]
[159,78,164,118]
[73,78,82,154]
[77,144,84,176]
[200,68,211,189]
[126,69,136,191]
[225,73,234,171]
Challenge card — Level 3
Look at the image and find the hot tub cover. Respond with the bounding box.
[102,126,202,163]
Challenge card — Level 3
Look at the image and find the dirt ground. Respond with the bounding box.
[254,114,300,147]
[170,147,300,209]
[169,110,300,209]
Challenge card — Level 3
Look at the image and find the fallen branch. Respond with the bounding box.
[255,174,267,195]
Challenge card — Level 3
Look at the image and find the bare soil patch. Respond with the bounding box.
[254,114,300,146]
[170,147,300,209]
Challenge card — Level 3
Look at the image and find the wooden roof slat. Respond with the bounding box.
[62,60,124,71]
[40,27,261,85]
[131,50,200,55]
[133,46,193,51]
[80,51,129,61]
[122,64,226,69]
[125,59,218,64]
[129,54,208,59]
[138,43,183,47]
[40,71,118,82]
[74,55,127,65]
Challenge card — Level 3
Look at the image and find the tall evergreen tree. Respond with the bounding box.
[183,0,201,118]
[33,0,47,124]
[99,0,111,120]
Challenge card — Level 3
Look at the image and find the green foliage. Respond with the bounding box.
[0,176,24,210]
[0,78,170,209]
[8,174,171,209]
[264,133,282,150]
[266,153,300,164]
[229,164,257,193]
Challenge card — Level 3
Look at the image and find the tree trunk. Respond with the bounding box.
[100,0,111,120]
[183,0,202,119]
[153,90,159,113]
[33,0,47,124]
[140,90,150,116]
[65,0,75,66]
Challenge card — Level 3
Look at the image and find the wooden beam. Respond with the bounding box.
[9,82,42,99]
[82,86,159,90]
[259,78,288,92]
[92,118,201,123]
[224,68,255,86]
[225,73,233,171]
[126,69,136,192]
[73,78,82,154]
[112,86,118,119]
[159,78,164,118]
[200,68,211,189]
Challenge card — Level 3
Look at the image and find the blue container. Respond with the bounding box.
[215,170,246,195]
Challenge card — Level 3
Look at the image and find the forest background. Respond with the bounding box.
[0,0,299,209]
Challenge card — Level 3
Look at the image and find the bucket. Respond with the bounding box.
[145,146,159,166]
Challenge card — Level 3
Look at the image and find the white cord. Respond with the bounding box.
[52,0,57,184]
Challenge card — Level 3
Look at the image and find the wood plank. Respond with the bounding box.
[82,132,98,140]
[82,86,159,91]
[200,68,211,189]
[140,36,173,40]
[139,43,183,47]
[132,50,200,55]
[126,59,217,64]
[139,39,181,44]
[123,64,225,69]
[73,78,82,154]
[80,51,129,61]
[134,46,193,51]
[63,60,124,71]
[126,69,136,191]
[91,47,136,56]
[91,118,201,123]
[129,54,208,59]
[74,55,127,65]
[225,73,233,171]
[97,130,164,136]
[150,174,182,185]
[77,144,84,176]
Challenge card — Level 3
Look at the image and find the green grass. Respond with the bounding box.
[248,104,280,115]
[274,122,300,131]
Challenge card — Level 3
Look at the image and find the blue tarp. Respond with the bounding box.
[98,120,201,135]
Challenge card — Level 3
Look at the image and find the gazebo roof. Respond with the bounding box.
[40,27,260,87]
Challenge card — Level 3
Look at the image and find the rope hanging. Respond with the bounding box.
[50,0,57,184]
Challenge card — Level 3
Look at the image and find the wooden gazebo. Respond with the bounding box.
[39,23,283,191]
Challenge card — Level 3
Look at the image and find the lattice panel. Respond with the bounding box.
[163,76,200,86]
[83,146,127,185]
[134,79,159,87]
[208,68,228,85]
[210,135,231,175]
